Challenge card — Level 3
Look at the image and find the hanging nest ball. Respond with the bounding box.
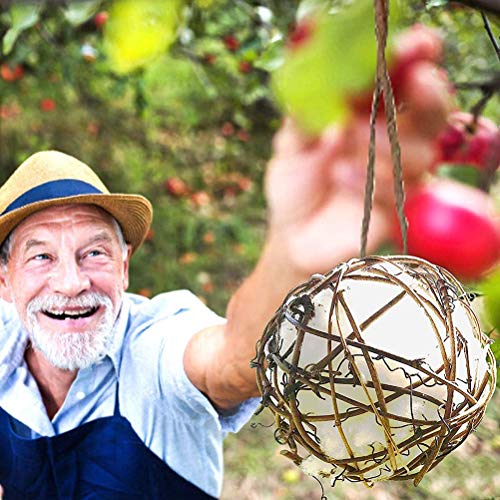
[253,255,496,487]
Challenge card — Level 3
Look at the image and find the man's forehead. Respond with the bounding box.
[12,204,116,239]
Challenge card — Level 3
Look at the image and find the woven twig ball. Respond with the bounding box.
[253,255,496,488]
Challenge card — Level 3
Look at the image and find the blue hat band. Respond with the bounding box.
[2,179,103,216]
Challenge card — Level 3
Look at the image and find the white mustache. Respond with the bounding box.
[27,292,111,315]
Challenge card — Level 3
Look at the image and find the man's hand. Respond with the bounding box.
[265,120,390,273]
[265,24,455,275]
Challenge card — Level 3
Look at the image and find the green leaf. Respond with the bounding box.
[104,0,184,74]
[272,0,403,135]
[491,339,500,359]
[490,340,500,389]
[3,3,42,55]
[63,0,102,27]
[435,164,481,187]
[480,268,500,332]
[254,38,284,72]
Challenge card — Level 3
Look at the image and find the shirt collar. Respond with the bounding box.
[105,293,132,377]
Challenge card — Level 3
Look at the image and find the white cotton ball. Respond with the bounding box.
[299,454,334,477]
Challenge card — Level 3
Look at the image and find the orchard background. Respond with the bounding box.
[0,0,499,498]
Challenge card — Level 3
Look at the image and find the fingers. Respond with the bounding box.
[266,121,345,230]
[398,61,455,138]
[285,191,392,272]
[272,118,309,157]
[389,24,455,139]
[272,118,323,158]
[393,23,443,65]
[272,117,341,158]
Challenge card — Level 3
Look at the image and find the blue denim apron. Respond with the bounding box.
[0,384,215,499]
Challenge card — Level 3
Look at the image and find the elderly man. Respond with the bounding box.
[0,27,452,499]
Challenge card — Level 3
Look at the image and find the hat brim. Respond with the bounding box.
[0,193,153,253]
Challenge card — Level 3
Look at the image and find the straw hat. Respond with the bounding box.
[0,151,153,253]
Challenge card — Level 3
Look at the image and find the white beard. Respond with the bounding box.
[25,292,118,371]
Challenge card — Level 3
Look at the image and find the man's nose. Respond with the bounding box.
[49,258,91,297]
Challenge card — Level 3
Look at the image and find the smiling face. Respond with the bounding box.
[0,204,131,370]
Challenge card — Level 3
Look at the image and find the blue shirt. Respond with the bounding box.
[0,291,259,497]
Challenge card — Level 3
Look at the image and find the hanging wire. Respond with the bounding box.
[360,0,408,256]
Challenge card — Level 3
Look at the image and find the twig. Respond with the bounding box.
[452,0,500,15]
[454,74,499,128]
[481,12,500,62]
[454,73,500,93]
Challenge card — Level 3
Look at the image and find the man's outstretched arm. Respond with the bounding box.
[184,25,455,410]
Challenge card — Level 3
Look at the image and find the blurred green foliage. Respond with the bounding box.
[0,0,287,313]
[0,0,498,317]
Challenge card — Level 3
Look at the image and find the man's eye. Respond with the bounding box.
[33,254,50,261]
[88,250,103,257]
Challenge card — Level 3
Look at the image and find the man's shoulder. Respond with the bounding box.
[121,290,224,342]
[116,291,224,398]
[125,289,214,323]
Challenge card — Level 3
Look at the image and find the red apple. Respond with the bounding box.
[220,121,235,137]
[94,11,108,29]
[287,18,316,50]
[164,177,189,197]
[395,179,500,281]
[434,111,500,172]
[179,252,197,265]
[238,61,252,74]
[202,231,215,244]
[87,121,100,136]
[0,103,21,119]
[235,174,252,192]
[190,191,211,207]
[236,129,250,142]
[223,35,239,52]
[1,63,24,82]
[39,98,56,112]
[202,53,217,65]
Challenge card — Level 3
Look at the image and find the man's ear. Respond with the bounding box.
[0,266,13,302]
[122,245,132,291]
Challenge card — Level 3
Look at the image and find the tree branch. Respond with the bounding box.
[482,12,500,61]
[451,0,500,15]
